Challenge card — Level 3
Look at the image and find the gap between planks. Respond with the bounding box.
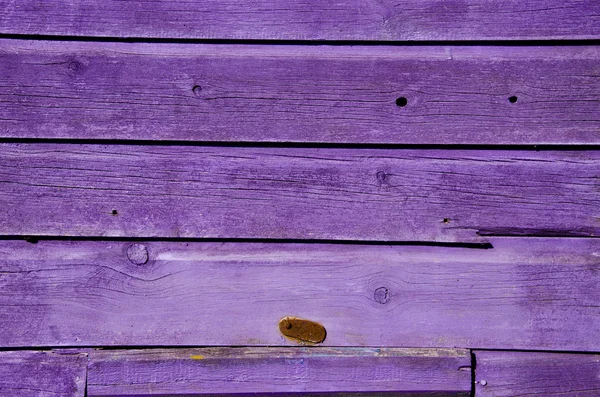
[4,139,600,151]
[2,34,600,46]
[0,235,495,250]
[0,0,598,41]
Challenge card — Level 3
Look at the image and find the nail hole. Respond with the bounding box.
[396,97,408,107]
[508,96,518,103]
[192,85,202,96]
[111,209,118,216]
[443,218,450,224]
[285,323,293,329]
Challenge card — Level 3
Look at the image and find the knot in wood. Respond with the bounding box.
[374,287,389,304]
[376,171,389,185]
[67,59,86,76]
[127,243,149,265]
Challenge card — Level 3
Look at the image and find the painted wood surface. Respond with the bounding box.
[1,145,599,241]
[87,347,471,396]
[0,1,598,41]
[0,238,598,350]
[0,350,87,397]
[1,41,599,144]
[474,351,600,396]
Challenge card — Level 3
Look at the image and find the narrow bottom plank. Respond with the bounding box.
[0,350,87,397]
[475,351,600,396]
[87,347,471,396]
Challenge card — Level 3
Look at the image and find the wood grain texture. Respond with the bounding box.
[0,238,598,350]
[0,0,598,41]
[87,347,471,396]
[474,351,600,396]
[1,145,599,241]
[0,350,87,397]
[1,41,599,144]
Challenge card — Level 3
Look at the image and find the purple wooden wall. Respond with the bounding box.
[0,1,599,396]
[0,0,598,40]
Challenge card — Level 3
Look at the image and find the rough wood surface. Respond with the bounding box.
[87,347,471,396]
[0,238,598,350]
[0,350,87,397]
[474,351,600,396]
[1,145,599,241]
[0,0,598,41]
[1,41,599,144]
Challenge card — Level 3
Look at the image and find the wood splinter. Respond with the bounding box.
[279,316,326,344]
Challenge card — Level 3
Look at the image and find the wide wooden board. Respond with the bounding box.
[1,41,599,144]
[1,145,598,242]
[0,0,598,41]
[0,350,87,397]
[0,238,598,350]
[474,351,600,396]
[87,347,471,396]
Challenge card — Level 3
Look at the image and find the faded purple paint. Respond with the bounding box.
[0,0,598,40]
[0,2,597,395]
[87,347,471,396]
[0,350,86,397]
[0,238,598,350]
[1,41,599,144]
[0,145,598,241]
[475,351,600,396]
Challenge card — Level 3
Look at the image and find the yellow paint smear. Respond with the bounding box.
[190,355,205,360]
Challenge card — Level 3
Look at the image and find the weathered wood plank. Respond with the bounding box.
[1,41,599,144]
[474,351,600,396]
[0,0,598,41]
[0,350,87,397]
[1,145,598,241]
[0,238,598,350]
[87,347,471,396]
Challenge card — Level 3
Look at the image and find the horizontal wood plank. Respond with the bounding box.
[1,145,599,241]
[0,1,598,41]
[0,238,598,350]
[474,351,600,396]
[1,41,599,144]
[87,347,471,396]
[0,350,87,397]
